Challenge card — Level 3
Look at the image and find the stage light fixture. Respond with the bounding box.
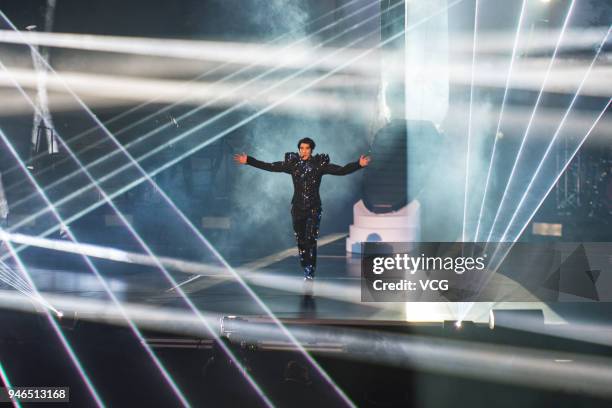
[489,309,544,330]
[443,320,475,331]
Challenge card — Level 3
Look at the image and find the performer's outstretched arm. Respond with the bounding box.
[323,154,371,175]
[233,153,291,173]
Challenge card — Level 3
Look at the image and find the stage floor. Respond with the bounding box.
[0,234,565,327]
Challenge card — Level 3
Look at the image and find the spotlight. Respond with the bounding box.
[443,320,475,331]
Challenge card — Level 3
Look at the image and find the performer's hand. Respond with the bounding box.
[233,153,247,165]
[359,155,371,167]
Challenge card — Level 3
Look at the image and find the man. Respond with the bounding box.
[234,137,370,288]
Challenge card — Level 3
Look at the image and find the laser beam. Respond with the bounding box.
[0,0,367,179]
[3,1,435,244]
[0,125,192,407]
[484,0,578,244]
[497,27,611,245]
[2,0,382,205]
[473,0,528,242]
[0,4,465,406]
[0,64,275,408]
[1,239,105,407]
[462,0,479,242]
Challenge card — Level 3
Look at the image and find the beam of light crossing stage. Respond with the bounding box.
[0,6,465,405]
[0,72,378,202]
[0,0,396,220]
[453,27,608,55]
[0,259,35,294]
[0,72,375,198]
[473,0,528,242]
[461,20,604,325]
[1,27,607,69]
[0,0,401,348]
[0,127,192,408]
[491,100,611,268]
[0,230,372,308]
[1,230,230,276]
[459,99,610,323]
[223,320,612,400]
[0,0,388,218]
[0,0,466,338]
[0,63,277,408]
[0,360,21,408]
[479,26,611,274]
[0,58,279,408]
[0,270,41,304]
[0,256,62,314]
[495,26,611,246]
[0,1,407,265]
[0,28,376,71]
[1,239,105,407]
[2,16,415,408]
[0,267,36,297]
[0,0,371,183]
[1,0,444,244]
[0,4,469,344]
[457,19,596,321]
[489,310,612,348]
[3,290,612,401]
[0,0,468,320]
[462,0,479,242]
[0,4,445,272]
[0,268,30,294]
[37,0,450,286]
[0,257,52,300]
[10,20,604,215]
[484,0,577,244]
[0,288,396,336]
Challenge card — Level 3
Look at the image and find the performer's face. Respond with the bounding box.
[299,143,312,160]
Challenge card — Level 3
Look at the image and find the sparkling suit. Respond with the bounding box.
[246,153,362,278]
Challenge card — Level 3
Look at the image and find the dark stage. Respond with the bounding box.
[0,0,611,407]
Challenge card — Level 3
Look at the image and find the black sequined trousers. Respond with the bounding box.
[291,206,322,278]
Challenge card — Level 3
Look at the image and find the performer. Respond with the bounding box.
[234,137,370,285]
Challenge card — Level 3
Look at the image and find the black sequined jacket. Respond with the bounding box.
[246,153,362,209]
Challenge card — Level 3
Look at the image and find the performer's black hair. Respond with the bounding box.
[297,137,316,150]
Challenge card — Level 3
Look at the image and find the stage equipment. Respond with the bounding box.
[56,310,78,330]
[29,121,59,171]
[489,309,544,330]
[443,320,476,332]
[553,143,612,221]
[346,0,448,252]
[363,120,407,213]
[346,120,441,253]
